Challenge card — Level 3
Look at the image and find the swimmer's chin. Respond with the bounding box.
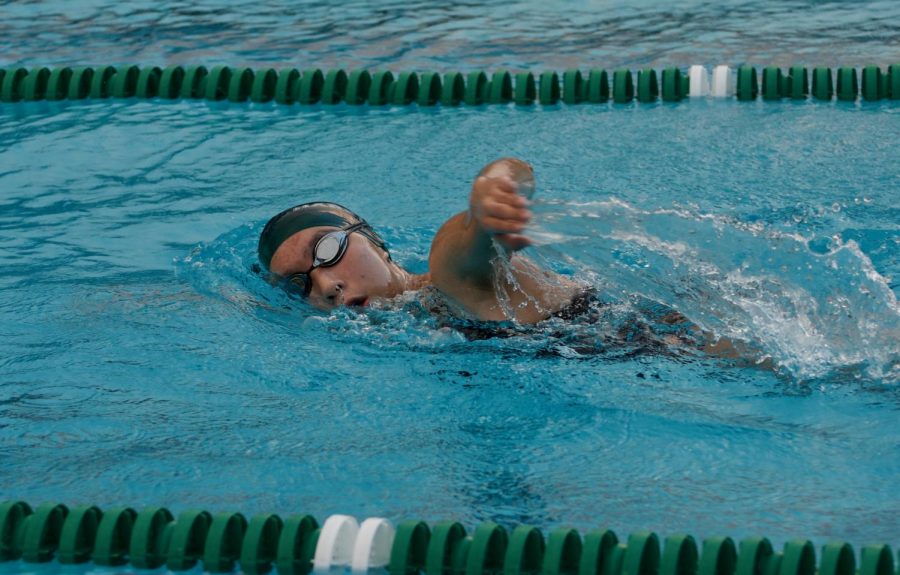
[343,290,418,310]
[347,292,412,310]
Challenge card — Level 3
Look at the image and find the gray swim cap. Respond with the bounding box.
[257,202,386,271]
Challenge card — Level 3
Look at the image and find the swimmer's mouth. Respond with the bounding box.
[347,296,368,307]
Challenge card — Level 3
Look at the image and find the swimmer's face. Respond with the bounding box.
[268,226,404,311]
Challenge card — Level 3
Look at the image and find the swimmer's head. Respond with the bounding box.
[258,202,409,310]
[257,202,388,271]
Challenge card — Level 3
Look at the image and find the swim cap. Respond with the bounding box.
[257,202,387,271]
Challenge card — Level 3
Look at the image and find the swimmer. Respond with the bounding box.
[258,157,585,323]
[257,156,770,366]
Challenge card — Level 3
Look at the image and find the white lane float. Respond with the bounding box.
[313,515,360,575]
[688,65,709,96]
[711,65,733,97]
[351,518,396,574]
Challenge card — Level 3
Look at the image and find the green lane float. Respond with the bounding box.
[389,520,429,575]
[700,537,737,575]
[585,69,609,103]
[136,66,162,99]
[1,64,897,107]
[181,65,208,98]
[489,71,512,104]
[762,67,783,100]
[58,505,102,564]
[514,72,536,105]
[205,65,232,101]
[464,71,488,105]
[441,71,464,106]
[660,534,697,575]
[159,65,184,99]
[837,67,858,101]
[393,72,419,105]
[812,67,834,100]
[661,68,684,102]
[276,68,301,104]
[346,70,371,105]
[861,66,883,101]
[539,71,560,105]
[563,69,584,104]
[67,67,93,99]
[506,525,544,575]
[203,512,248,573]
[250,68,277,103]
[369,70,395,106]
[0,500,894,575]
[22,67,50,101]
[613,69,634,103]
[1,67,28,102]
[111,65,140,98]
[129,506,174,569]
[228,67,254,102]
[92,507,136,566]
[319,68,346,105]
[737,66,758,101]
[241,513,283,575]
[789,66,808,99]
[417,72,442,106]
[299,69,325,105]
[637,68,658,103]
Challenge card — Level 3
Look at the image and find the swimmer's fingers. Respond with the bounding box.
[473,176,531,206]
[488,177,531,205]
[480,214,530,234]
[481,199,531,226]
[470,175,532,243]
[489,190,530,210]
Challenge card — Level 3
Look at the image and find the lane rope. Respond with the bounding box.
[0,501,896,575]
[0,64,897,106]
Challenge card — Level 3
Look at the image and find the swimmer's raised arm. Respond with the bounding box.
[428,158,579,322]
[429,158,533,289]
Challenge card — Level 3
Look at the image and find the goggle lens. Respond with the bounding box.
[314,234,343,265]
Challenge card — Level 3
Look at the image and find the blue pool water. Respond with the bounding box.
[1,0,899,564]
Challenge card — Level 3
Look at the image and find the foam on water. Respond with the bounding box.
[528,198,900,382]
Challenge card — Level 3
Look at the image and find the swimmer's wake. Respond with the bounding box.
[526,197,900,383]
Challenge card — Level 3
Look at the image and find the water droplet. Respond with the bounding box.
[831,202,841,213]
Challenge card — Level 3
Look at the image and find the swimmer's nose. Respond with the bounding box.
[312,271,344,307]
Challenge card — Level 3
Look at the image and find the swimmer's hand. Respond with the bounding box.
[469,172,533,252]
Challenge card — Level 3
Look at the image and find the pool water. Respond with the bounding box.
[1,0,899,563]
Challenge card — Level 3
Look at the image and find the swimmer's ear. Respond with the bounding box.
[251,263,284,287]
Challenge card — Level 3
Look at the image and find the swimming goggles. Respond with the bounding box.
[280,221,368,298]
